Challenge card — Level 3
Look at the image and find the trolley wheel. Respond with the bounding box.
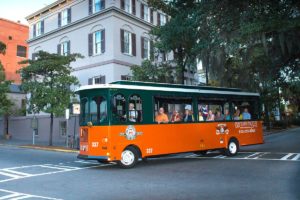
[118,146,139,168]
[225,138,239,156]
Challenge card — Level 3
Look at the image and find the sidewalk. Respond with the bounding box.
[0,138,79,153]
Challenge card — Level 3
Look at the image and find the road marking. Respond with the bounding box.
[1,169,31,177]
[0,171,22,179]
[292,154,300,161]
[0,189,62,200]
[214,155,226,158]
[280,153,295,160]
[244,152,260,159]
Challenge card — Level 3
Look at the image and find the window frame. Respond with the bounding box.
[124,30,132,55]
[16,45,27,57]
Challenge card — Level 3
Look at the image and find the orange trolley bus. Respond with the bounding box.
[77,81,264,168]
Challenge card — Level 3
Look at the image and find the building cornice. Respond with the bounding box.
[72,59,134,72]
[27,6,155,44]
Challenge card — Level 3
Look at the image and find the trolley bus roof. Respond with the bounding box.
[76,81,259,96]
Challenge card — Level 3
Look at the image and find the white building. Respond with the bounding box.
[26,0,195,85]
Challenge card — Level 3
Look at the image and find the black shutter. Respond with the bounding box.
[141,4,144,19]
[67,8,71,23]
[157,13,161,26]
[132,33,136,56]
[150,9,153,23]
[132,0,135,15]
[32,53,36,60]
[58,12,61,27]
[57,44,61,55]
[150,40,154,60]
[88,78,93,85]
[67,41,71,55]
[101,29,105,53]
[120,29,124,53]
[88,33,93,56]
[41,20,44,34]
[89,0,93,14]
[101,76,106,84]
[120,0,125,10]
[101,0,105,9]
[33,24,36,37]
[141,37,144,59]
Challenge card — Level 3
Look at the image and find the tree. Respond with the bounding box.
[18,51,82,146]
[131,60,174,83]
[0,42,13,137]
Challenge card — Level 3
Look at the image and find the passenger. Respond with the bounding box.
[171,110,181,122]
[206,110,215,121]
[242,108,251,120]
[224,109,231,121]
[215,110,225,121]
[233,109,242,120]
[198,111,204,121]
[201,105,208,121]
[183,105,194,122]
[128,103,138,122]
[155,107,169,124]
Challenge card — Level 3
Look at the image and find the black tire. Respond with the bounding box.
[118,146,139,169]
[225,138,239,156]
[194,150,208,156]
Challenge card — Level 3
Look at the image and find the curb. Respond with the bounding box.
[19,145,79,153]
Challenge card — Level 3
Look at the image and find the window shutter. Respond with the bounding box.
[67,8,71,23]
[33,24,36,37]
[132,0,136,15]
[88,33,93,56]
[150,40,154,60]
[150,9,153,23]
[162,51,166,61]
[89,0,93,14]
[140,4,144,19]
[101,29,105,53]
[88,78,93,85]
[58,12,61,27]
[120,29,124,53]
[120,0,125,10]
[57,44,61,55]
[101,76,106,84]
[41,20,44,34]
[32,53,36,60]
[101,0,105,9]
[67,41,71,55]
[132,33,136,56]
[157,13,161,26]
[141,37,144,59]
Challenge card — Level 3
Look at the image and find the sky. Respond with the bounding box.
[0,0,57,25]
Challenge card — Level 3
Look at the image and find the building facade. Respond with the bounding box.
[0,18,29,84]
[26,0,196,85]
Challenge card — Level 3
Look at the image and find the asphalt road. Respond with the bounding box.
[0,127,299,200]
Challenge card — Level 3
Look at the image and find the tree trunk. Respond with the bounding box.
[265,105,271,131]
[49,112,53,146]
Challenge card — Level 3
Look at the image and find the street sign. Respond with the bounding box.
[65,109,70,120]
[72,103,80,115]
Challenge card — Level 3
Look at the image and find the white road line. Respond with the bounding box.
[292,154,300,161]
[44,164,81,170]
[9,195,33,200]
[0,171,22,179]
[244,152,260,159]
[75,160,97,164]
[1,169,31,177]
[0,193,22,200]
[280,153,295,160]
[39,165,73,171]
[214,155,226,158]
[252,153,267,159]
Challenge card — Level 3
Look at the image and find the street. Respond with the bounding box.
[0,128,299,200]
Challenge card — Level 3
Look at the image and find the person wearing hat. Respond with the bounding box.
[183,105,194,122]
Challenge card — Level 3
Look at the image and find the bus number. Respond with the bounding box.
[146,148,153,154]
[92,142,99,148]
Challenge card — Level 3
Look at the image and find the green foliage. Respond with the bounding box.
[131,60,174,83]
[0,62,13,116]
[18,51,82,116]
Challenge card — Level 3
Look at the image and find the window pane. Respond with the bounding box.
[125,0,131,13]
[112,94,126,122]
[62,10,68,26]
[94,31,101,54]
[94,0,101,12]
[90,96,107,124]
[129,95,142,123]
[124,31,131,54]
[80,98,89,124]
[17,45,27,57]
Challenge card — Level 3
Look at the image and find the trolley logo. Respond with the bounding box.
[235,121,258,129]
[235,122,257,134]
[120,125,143,140]
[216,124,229,135]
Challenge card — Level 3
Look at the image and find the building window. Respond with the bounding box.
[121,0,135,15]
[88,75,106,85]
[121,75,131,80]
[141,4,153,23]
[120,29,136,56]
[88,29,105,56]
[58,8,71,27]
[57,41,70,56]
[89,0,105,14]
[157,13,166,26]
[16,45,27,57]
[141,37,150,59]
[33,20,44,37]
